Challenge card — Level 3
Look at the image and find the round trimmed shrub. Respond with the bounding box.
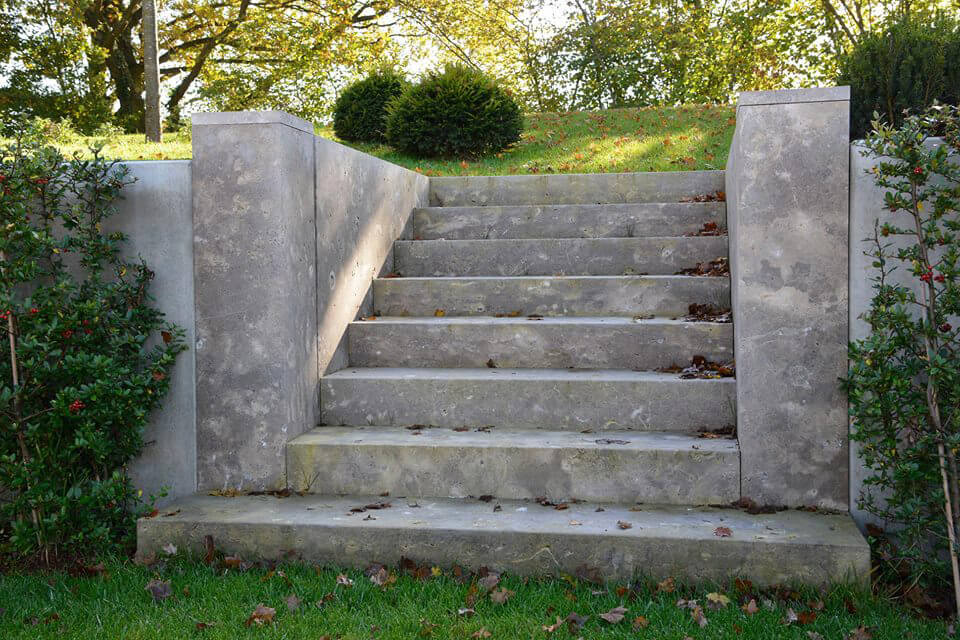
[838,17,960,139]
[385,64,522,158]
[333,69,409,143]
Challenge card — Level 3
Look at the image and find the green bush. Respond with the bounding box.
[385,64,522,158]
[838,17,960,139]
[333,70,409,143]
[0,139,187,560]
[846,105,960,597]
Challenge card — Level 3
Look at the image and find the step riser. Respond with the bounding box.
[373,276,730,318]
[137,495,871,586]
[429,171,725,206]
[395,237,729,277]
[287,435,739,504]
[414,203,726,240]
[348,321,732,370]
[321,372,735,432]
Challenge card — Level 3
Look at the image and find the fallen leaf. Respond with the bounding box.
[162,543,177,555]
[286,593,302,612]
[365,563,395,587]
[542,616,564,633]
[574,564,604,584]
[782,608,798,624]
[742,599,759,615]
[846,626,874,640]
[599,606,627,623]
[798,610,818,625]
[478,573,501,591]
[657,576,676,593]
[244,604,276,627]
[706,592,731,609]
[458,607,476,617]
[336,574,354,587]
[807,632,825,640]
[490,587,514,604]
[195,622,215,630]
[565,612,588,633]
[691,605,708,628]
[471,628,492,638]
[633,615,650,629]
[434,309,446,317]
[568,520,582,526]
[144,579,172,603]
[617,520,632,530]
[714,526,733,537]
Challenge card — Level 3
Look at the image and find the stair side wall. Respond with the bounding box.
[726,87,851,510]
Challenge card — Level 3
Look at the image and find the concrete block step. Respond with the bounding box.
[394,237,729,277]
[137,494,870,585]
[320,367,735,432]
[373,275,730,318]
[429,170,725,207]
[287,427,738,505]
[413,202,726,240]
[348,317,732,370]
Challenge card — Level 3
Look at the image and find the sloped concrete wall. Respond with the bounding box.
[110,161,196,506]
[315,138,429,375]
[726,87,851,510]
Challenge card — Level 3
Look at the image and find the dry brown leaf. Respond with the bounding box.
[144,579,172,603]
[490,587,514,604]
[742,599,759,615]
[244,604,276,627]
[599,606,627,623]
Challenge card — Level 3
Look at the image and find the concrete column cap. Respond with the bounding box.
[191,110,314,134]
[738,86,850,107]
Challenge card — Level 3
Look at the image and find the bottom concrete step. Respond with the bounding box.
[138,494,869,586]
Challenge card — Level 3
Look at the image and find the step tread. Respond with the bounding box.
[137,494,869,585]
[352,316,729,326]
[324,367,733,383]
[291,426,736,452]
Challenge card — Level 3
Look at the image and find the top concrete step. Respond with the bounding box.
[429,171,724,207]
[137,493,870,586]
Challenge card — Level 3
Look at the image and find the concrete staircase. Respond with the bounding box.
[138,170,869,584]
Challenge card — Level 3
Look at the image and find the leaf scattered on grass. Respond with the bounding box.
[244,604,276,627]
[364,563,396,587]
[203,535,216,565]
[286,593,302,612]
[657,577,676,593]
[478,573,501,591]
[490,587,515,604]
[846,626,874,640]
[742,599,759,615]
[633,615,650,629]
[706,592,730,609]
[599,606,627,623]
[574,564,604,585]
[458,607,476,617]
[471,628,492,638]
[195,621,215,630]
[144,579,172,603]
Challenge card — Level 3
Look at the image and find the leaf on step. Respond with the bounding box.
[714,526,733,537]
[485,358,497,368]
[595,438,629,445]
[599,606,627,623]
[568,520,582,526]
[617,520,632,530]
[434,309,446,317]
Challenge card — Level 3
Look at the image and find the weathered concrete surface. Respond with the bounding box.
[192,112,317,491]
[315,137,429,375]
[321,368,735,432]
[373,275,730,318]
[848,138,957,529]
[347,317,732,370]
[109,161,196,505]
[137,494,870,585]
[430,171,725,206]
[726,87,850,509]
[414,202,726,240]
[287,427,739,504]
[395,237,729,277]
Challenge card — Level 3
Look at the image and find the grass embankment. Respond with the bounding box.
[0,556,949,639]
[18,104,735,175]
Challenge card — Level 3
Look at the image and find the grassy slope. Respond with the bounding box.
[18,105,735,175]
[0,557,948,639]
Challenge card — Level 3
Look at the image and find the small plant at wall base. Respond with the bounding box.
[0,139,187,562]
[846,105,960,612]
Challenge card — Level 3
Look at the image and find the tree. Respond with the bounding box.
[143,0,161,141]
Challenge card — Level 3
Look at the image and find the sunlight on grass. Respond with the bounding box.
[3,104,734,176]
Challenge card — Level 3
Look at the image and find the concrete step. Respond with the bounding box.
[373,275,730,318]
[413,202,726,240]
[394,237,729,277]
[137,494,870,586]
[287,427,739,505]
[321,367,735,432]
[348,317,732,370]
[429,170,725,206]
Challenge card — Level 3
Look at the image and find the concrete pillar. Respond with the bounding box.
[725,87,851,510]
[191,111,318,491]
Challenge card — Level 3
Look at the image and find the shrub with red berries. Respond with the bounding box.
[846,104,959,594]
[1,138,186,559]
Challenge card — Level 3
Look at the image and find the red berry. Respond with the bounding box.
[920,273,932,283]
[62,329,74,339]
[934,274,946,283]
[69,400,85,413]
[940,323,953,333]
[30,307,38,314]
[914,167,923,175]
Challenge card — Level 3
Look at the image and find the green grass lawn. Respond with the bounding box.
[13,104,735,175]
[0,556,948,639]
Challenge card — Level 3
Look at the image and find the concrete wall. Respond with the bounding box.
[726,87,851,510]
[111,161,196,506]
[315,138,429,375]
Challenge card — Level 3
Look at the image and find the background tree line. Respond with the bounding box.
[0,0,957,133]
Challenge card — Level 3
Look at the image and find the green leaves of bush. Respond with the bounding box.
[385,64,522,158]
[0,139,186,559]
[333,69,409,144]
[838,17,960,140]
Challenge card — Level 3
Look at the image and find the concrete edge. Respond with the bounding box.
[429,169,725,185]
[738,86,850,107]
[191,111,314,134]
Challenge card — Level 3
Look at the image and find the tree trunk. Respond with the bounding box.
[143,0,162,142]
